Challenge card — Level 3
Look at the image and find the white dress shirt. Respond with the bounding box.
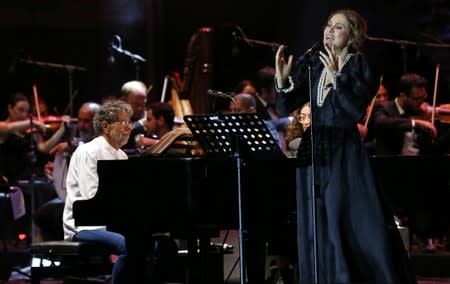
[63,136,128,240]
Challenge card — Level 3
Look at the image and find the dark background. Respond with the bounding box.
[0,0,448,117]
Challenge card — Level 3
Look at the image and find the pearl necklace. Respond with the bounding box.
[316,54,353,107]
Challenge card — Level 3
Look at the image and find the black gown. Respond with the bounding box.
[279,52,415,283]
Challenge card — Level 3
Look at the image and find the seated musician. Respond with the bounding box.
[285,102,310,158]
[135,102,175,150]
[119,80,150,153]
[370,73,437,156]
[370,73,445,251]
[63,100,134,283]
[232,92,282,148]
[1,92,72,243]
[0,92,71,184]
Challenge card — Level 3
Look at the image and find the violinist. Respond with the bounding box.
[135,102,174,150]
[0,92,70,184]
[0,91,73,244]
[370,73,437,156]
[369,73,446,252]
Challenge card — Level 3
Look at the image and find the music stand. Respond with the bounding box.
[184,113,285,283]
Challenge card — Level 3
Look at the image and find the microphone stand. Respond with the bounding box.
[208,89,236,113]
[230,134,246,284]
[231,24,281,51]
[365,35,450,76]
[27,116,38,245]
[110,35,147,80]
[20,58,87,117]
[307,63,319,284]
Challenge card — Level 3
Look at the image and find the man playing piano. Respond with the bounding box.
[62,100,133,283]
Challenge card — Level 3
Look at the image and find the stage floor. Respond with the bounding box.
[4,229,450,284]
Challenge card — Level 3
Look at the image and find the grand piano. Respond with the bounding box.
[73,114,299,283]
[73,156,297,237]
[73,116,298,283]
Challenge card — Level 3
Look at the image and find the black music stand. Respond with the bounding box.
[184,113,285,283]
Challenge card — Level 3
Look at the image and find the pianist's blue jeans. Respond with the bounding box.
[73,228,128,284]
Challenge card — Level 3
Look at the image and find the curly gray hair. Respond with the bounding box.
[93,100,133,135]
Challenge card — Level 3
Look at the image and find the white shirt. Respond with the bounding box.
[395,98,419,155]
[63,136,128,240]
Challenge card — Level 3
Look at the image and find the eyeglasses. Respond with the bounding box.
[297,113,311,122]
[409,95,427,102]
[112,120,133,127]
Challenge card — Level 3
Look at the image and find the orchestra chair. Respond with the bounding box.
[30,240,113,284]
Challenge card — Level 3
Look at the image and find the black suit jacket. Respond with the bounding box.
[370,100,415,155]
[254,96,272,121]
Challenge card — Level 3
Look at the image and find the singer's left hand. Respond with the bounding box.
[318,45,339,76]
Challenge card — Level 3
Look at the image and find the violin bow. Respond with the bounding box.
[363,75,384,128]
[32,83,42,121]
[431,64,440,125]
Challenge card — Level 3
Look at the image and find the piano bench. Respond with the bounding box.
[30,240,113,284]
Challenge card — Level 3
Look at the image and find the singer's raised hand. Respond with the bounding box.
[275,45,293,88]
[319,45,338,76]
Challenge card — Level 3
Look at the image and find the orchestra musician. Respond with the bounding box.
[370,73,437,156]
[0,92,71,184]
[135,102,175,150]
[119,80,150,152]
[370,73,450,251]
[0,91,73,243]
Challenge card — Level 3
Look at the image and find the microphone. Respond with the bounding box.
[8,57,18,74]
[107,35,122,65]
[297,41,321,63]
[207,89,236,103]
[107,45,115,64]
[231,31,239,56]
[8,49,25,74]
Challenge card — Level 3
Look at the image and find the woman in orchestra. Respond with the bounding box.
[285,102,310,158]
[0,91,70,185]
[0,91,73,243]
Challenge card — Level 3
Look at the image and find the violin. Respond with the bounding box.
[413,64,450,124]
[41,115,78,131]
[414,104,450,124]
[433,104,450,124]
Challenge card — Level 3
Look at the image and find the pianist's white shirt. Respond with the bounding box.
[63,136,128,241]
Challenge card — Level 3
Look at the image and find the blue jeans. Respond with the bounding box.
[73,228,129,284]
